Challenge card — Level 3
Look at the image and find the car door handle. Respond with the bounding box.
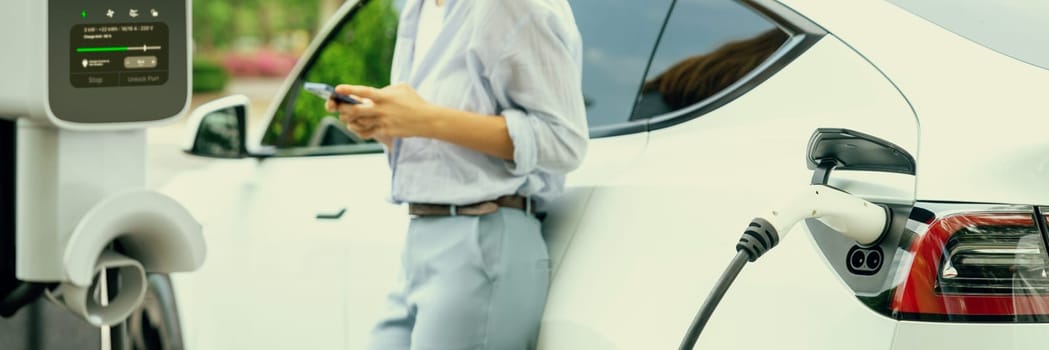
[315,208,346,220]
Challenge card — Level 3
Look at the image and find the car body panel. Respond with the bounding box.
[542,132,647,281]
[167,153,405,349]
[538,35,916,349]
[782,0,1049,205]
[892,321,1048,349]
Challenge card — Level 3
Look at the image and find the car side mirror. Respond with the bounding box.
[807,128,916,185]
[183,95,249,159]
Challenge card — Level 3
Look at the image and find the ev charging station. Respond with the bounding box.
[0,0,204,348]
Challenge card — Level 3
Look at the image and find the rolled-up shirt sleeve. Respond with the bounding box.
[487,12,588,176]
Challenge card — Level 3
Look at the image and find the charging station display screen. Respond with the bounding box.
[70,23,169,88]
[49,1,188,125]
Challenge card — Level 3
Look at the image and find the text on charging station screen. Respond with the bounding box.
[70,22,169,88]
[49,1,187,124]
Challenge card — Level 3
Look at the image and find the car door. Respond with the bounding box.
[539,0,919,349]
[167,1,408,349]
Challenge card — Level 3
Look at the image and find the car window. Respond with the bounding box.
[262,0,400,149]
[266,0,676,144]
[631,0,788,120]
[568,0,674,131]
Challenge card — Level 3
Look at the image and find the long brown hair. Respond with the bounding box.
[644,29,788,109]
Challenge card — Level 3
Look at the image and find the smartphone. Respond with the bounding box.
[303,82,361,105]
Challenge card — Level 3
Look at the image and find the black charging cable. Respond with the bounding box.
[0,281,52,317]
[679,218,780,350]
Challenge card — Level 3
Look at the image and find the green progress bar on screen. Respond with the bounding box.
[77,45,162,53]
[77,46,127,53]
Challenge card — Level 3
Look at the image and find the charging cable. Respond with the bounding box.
[678,185,891,349]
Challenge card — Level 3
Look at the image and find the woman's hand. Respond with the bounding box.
[325,95,387,146]
[326,82,515,160]
[325,83,436,143]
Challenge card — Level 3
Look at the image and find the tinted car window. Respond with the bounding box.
[262,0,400,149]
[568,0,674,130]
[631,0,787,120]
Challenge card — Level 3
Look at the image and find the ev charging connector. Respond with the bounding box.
[0,0,202,328]
[739,184,891,261]
[678,183,892,350]
[679,129,915,349]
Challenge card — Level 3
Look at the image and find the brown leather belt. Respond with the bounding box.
[408,195,532,217]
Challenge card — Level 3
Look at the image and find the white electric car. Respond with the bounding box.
[152,0,1049,349]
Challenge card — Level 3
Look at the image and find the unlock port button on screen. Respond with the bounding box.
[124,56,158,69]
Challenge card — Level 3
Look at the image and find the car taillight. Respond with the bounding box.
[891,210,1049,321]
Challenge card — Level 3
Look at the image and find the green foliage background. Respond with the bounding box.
[191,0,327,95]
[192,0,322,52]
[263,0,399,148]
[192,59,229,93]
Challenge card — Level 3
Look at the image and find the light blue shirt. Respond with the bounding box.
[387,0,588,211]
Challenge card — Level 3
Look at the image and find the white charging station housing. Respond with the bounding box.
[0,0,203,327]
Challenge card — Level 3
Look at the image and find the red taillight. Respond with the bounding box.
[892,212,1049,318]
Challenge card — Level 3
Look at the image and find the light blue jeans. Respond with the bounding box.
[369,208,550,350]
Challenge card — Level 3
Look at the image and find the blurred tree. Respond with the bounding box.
[193,0,323,54]
[192,59,230,93]
[193,0,234,52]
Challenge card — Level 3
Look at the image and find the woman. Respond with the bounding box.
[326,0,587,348]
